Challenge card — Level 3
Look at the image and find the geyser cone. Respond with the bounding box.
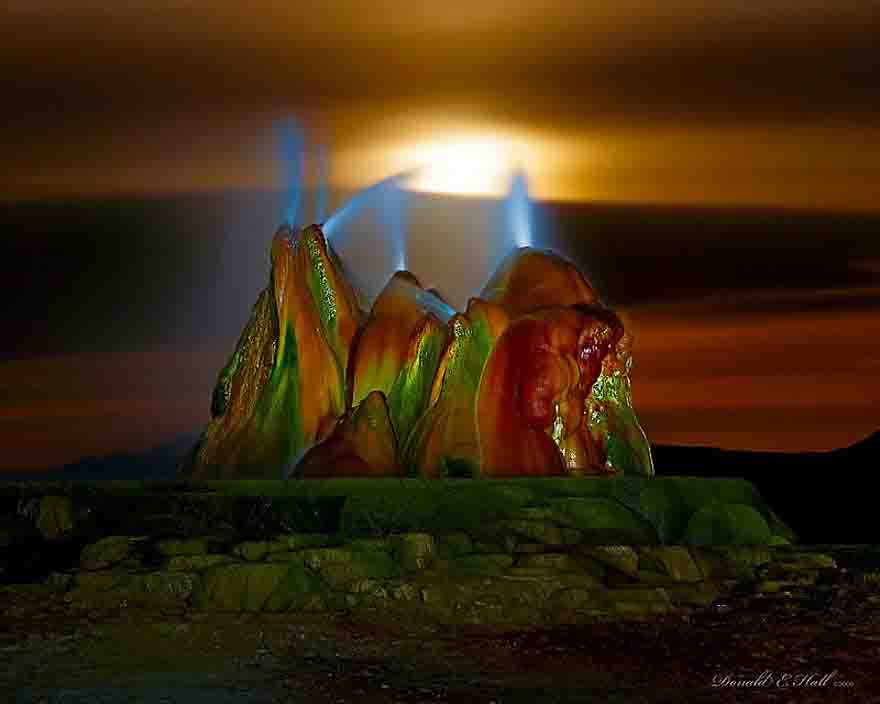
[349,271,447,446]
[297,390,401,478]
[482,247,599,319]
[403,298,509,478]
[586,331,655,476]
[293,224,362,376]
[182,224,362,478]
[478,306,625,476]
[183,173,653,480]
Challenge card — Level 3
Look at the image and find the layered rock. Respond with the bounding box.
[13,477,806,625]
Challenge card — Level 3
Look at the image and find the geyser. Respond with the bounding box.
[506,169,532,250]
[279,122,304,229]
[182,169,653,479]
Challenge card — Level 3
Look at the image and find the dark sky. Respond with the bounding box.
[0,3,878,469]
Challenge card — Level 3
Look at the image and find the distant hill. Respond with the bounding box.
[0,434,198,482]
[653,431,880,544]
[2,431,877,543]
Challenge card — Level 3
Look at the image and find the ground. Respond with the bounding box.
[4,561,878,703]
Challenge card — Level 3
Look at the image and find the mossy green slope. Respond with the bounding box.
[402,300,509,478]
[182,225,361,479]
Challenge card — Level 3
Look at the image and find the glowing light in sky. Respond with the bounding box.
[506,169,532,249]
[334,126,584,205]
[405,134,516,197]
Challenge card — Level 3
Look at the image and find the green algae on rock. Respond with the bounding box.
[36,495,74,541]
[402,299,509,478]
[683,503,773,546]
[349,272,447,446]
[183,226,362,479]
[0,477,810,628]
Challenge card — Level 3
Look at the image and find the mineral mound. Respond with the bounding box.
[181,224,653,479]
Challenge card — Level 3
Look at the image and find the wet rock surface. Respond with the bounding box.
[0,478,797,630]
[0,521,861,625]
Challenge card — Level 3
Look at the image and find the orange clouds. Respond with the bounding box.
[628,300,880,451]
[0,346,224,470]
[1,297,877,471]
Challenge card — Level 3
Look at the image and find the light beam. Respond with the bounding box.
[279,121,304,229]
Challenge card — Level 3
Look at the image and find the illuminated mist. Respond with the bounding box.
[393,278,457,323]
[282,130,554,310]
[279,122,304,229]
[315,144,329,225]
[506,170,532,250]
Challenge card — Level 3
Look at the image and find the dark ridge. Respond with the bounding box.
[653,431,880,544]
[0,434,199,482]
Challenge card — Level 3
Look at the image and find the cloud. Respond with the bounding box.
[1,297,878,469]
[0,346,217,469]
[2,2,879,188]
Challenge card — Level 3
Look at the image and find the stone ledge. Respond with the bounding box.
[0,476,795,546]
[1,477,804,625]
[40,532,842,626]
